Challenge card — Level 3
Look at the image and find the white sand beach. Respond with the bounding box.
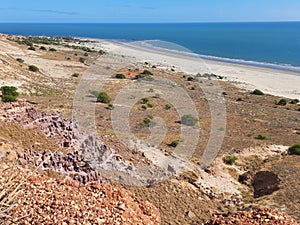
[94,39,300,100]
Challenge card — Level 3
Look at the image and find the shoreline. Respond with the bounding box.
[94,39,300,99]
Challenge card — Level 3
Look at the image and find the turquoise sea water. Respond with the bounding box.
[0,22,299,71]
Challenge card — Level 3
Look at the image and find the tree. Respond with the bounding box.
[1,86,19,102]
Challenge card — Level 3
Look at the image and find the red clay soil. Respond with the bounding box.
[3,172,161,225]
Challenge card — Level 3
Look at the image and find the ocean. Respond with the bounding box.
[0,22,299,71]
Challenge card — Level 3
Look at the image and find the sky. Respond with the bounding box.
[0,0,299,23]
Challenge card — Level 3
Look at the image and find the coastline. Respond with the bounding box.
[94,39,300,100]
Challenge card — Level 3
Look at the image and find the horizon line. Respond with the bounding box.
[0,20,299,24]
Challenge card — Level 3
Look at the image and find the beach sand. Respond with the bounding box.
[95,40,300,100]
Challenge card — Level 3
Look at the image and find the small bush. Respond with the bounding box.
[141,70,153,75]
[288,144,300,155]
[142,117,152,125]
[165,104,172,109]
[147,103,154,108]
[84,53,89,56]
[28,46,35,51]
[28,65,39,72]
[141,105,147,110]
[223,155,238,165]
[251,89,264,95]
[115,74,126,79]
[72,73,80,77]
[290,99,299,104]
[107,103,114,110]
[79,57,85,63]
[257,134,268,140]
[141,98,149,104]
[181,114,198,126]
[277,99,287,106]
[16,58,24,63]
[169,140,179,147]
[40,46,47,50]
[187,76,195,81]
[97,92,111,103]
[49,48,57,52]
[1,86,19,102]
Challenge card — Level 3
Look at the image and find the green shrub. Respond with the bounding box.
[72,73,80,77]
[141,105,147,110]
[251,89,264,95]
[16,58,24,63]
[223,155,238,165]
[28,65,39,72]
[84,52,89,56]
[277,99,287,106]
[28,46,35,51]
[40,46,47,50]
[107,103,114,110]
[147,103,154,108]
[257,134,268,140]
[97,92,111,103]
[187,76,195,81]
[141,70,153,75]
[141,98,149,104]
[115,74,126,79]
[169,140,179,147]
[49,48,57,52]
[0,86,19,102]
[142,117,152,125]
[288,144,300,155]
[181,114,198,126]
[290,99,299,104]
[79,57,85,63]
[165,104,172,109]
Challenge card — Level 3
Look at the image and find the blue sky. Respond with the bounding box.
[0,0,299,23]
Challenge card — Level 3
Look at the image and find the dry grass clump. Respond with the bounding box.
[0,168,23,220]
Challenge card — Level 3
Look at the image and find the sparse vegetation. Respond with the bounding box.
[106,103,114,110]
[290,99,299,104]
[251,89,264,95]
[187,76,195,81]
[147,103,154,108]
[115,74,126,79]
[16,58,24,63]
[277,99,287,106]
[28,65,39,72]
[1,86,19,102]
[141,98,149,104]
[141,70,153,75]
[97,92,111,103]
[28,46,35,51]
[72,73,80,77]
[49,48,57,52]
[165,104,172,110]
[257,134,268,140]
[79,57,85,63]
[40,46,47,50]
[223,155,238,165]
[288,144,300,155]
[169,140,179,147]
[181,114,198,126]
